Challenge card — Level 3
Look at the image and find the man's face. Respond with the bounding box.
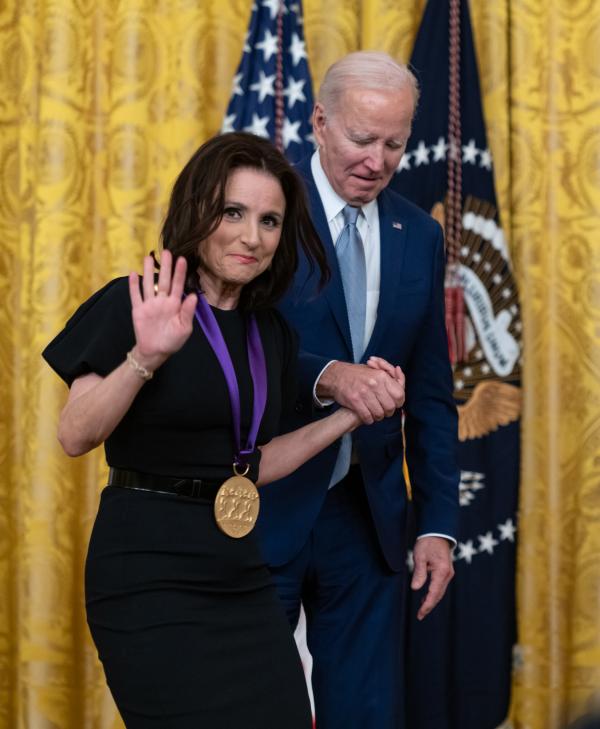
[313,86,414,206]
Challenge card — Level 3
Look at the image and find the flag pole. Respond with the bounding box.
[445,0,465,364]
[274,0,285,152]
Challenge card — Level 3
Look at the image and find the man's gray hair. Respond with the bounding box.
[318,51,419,115]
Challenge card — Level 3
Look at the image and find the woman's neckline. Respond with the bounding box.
[209,303,240,315]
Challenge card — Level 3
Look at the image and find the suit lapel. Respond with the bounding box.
[296,159,354,358]
[363,189,409,358]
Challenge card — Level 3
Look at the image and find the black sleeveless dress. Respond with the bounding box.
[42,278,312,729]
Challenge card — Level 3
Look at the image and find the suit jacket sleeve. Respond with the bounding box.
[404,223,460,540]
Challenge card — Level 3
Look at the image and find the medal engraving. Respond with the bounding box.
[214,475,260,538]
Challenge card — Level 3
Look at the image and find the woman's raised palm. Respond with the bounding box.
[128,250,197,369]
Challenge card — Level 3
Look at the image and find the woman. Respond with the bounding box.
[43,133,401,728]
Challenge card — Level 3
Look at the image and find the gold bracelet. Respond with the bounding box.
[126,350,153,381]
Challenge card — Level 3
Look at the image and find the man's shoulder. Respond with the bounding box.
[379,186,442,236]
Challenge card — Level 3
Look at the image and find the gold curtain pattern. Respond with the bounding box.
[0,1,598,728]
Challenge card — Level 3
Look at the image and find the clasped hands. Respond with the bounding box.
[316,357,406,425]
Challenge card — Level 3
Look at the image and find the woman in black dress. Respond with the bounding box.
[43,133,399,728]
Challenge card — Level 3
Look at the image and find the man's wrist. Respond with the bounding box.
[313,359,338,407]
[416,533,457,549]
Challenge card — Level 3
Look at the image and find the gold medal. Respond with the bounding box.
[214,463,260,538]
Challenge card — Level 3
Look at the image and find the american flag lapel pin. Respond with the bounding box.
[392,221,403,230]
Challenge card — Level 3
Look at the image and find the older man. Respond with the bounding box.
[257,52,459,728]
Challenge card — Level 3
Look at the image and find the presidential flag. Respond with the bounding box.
[221,0,315,163]
[391,1,521,727]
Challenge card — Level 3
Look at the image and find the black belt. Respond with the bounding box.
[108,467,222,501]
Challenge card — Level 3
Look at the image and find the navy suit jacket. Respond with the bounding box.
[257,157,459,572]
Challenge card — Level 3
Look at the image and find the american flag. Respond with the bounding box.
[222,0,315,164]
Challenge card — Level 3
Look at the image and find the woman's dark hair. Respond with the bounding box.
[160,131,329,310]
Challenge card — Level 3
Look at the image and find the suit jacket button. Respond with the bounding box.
[295,401,304,413]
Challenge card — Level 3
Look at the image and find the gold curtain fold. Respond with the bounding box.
[0,1,598,727]
[509,1,600,726]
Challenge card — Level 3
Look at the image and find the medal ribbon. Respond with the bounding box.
[194,292,268,468]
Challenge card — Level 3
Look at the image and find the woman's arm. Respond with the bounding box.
[58,355,148,456]
[257,408,360,486]
[58,251,197,457]
[256,355,406,485]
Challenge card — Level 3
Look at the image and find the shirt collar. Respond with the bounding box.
[310,151,378,228]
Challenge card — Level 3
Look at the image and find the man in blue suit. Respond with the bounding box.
[257,51,459,729]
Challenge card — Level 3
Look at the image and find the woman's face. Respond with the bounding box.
[197,167,286,296]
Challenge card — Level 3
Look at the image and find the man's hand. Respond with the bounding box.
[411,536,454,620]
[316,360,405,424]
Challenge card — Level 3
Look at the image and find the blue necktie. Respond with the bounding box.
[336,205,366,362]
[329,204,366,488]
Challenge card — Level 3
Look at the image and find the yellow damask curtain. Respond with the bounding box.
[0,2,598,728]
[509,2,600,726]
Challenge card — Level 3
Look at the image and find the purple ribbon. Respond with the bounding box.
[194,293,267,468]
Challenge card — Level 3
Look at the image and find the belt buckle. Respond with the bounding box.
[171,478,204,499]
[173,478,192,498]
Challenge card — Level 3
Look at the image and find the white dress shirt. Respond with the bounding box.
[311,151,380,353]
